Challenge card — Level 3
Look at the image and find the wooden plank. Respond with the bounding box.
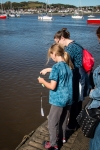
[34,130,49,137]
[20,145,38,150]
[38,126,49,133]
[63,142,72,148]
[60,146,71,150]
[67,137,76,144]
[29,141,45,150]
[32,137,44,144]
[33,132,45,139]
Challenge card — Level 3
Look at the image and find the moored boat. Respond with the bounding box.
[41,15,53,21]
[38,14,53,21]
[16,13,20,17]
[0,15,7,19]
[0,0,7,19]
[9,13,15,17]
[72,14,83,19]
[88,15,95,18]
[38,0,53,21]
[87,18,100,24]
[61,13,65,17]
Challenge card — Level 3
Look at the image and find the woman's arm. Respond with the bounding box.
[40,68,52,75]
[38,77,57,90]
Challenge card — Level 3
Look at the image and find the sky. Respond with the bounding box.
[3,0,100,7]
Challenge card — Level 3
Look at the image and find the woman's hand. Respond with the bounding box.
[40,68,52,75]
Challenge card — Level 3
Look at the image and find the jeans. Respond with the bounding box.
[89,123,100,150]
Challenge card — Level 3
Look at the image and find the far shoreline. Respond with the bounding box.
[22,12,100,16]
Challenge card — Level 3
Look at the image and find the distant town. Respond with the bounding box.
[0,1,100,15]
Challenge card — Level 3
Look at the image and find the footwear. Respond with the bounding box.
[43,141,51,149]
[43,141,58,150]
[62,138,66,143]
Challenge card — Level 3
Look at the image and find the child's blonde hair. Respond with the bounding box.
[47,43,74,69]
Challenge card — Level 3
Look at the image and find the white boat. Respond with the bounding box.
[9,13,15,17]
[88,15,95,18]
[9,0,15,17]
[38,14,52,21]
[72,0,83,19]
[72,13,83,19]
[16,13,20,17]
[38,15,42,20]
[88,11,95,18]
[88,13,95,18]
[38,0,53,21]
[42,15,52,20]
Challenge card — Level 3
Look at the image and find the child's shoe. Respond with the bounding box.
[43,141,58,150]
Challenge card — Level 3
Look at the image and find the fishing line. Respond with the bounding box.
[41,92,44,116]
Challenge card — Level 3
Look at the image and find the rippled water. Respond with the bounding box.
[0,14,100,150]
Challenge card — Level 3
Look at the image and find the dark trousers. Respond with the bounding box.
[68,101,82,129]
[68,67,87,129]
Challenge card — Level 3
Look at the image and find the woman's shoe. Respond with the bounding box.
[62,138,66,143]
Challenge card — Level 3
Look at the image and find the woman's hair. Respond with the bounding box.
[54,28,70,40]
[96,26,100,39]
[47,43,74,69]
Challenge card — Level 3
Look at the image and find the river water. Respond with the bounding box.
[0,14,100,150]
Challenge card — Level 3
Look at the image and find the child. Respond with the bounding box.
[38,43,74,150]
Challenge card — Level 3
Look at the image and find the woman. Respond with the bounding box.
[54,28,89,130]
[89,26,100,150]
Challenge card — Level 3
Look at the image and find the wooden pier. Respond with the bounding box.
[15,119,89,150]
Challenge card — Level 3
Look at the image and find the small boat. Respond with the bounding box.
[42,15,52,20]
[72,13,83,19]
[0,0,7,19]
[61,13,65,17]
[0,15,7,19]
[9,13,15,17]
[39,15,53,21]
[87,18,100,24]
[72,0,83,19]
[88,15,95,18]
[38,0,53,21]
[88,12,95,18]
[16,13,20,17]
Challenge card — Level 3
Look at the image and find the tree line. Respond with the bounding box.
[1,1,79,10]
[1,1,100,10]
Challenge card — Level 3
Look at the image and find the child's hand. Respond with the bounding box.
[40,68,52,75]
[40,69,48,75]
[38,77,44,84]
